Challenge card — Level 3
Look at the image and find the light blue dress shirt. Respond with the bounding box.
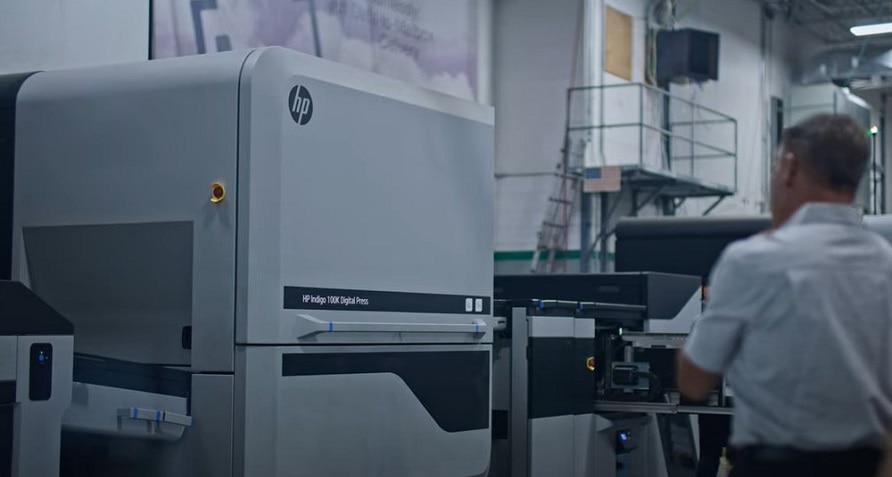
[685,203,892,450]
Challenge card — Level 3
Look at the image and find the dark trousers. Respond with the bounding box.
[730,446,883,477]
[697,415,731,477]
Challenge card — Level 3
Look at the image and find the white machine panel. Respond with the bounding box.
[530,416,575,476]
[235,344,491,477]
[235,48,495,345]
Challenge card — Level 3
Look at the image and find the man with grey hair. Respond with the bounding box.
[676,113,892,476]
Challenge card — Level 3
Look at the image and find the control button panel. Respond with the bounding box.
[29,343,52,401]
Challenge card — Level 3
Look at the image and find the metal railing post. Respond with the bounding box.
[663,87,672,171]
[690,98,695,177]
[639,85,645,167]
[733,118,739,191]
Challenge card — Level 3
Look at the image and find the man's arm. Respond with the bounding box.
[676,246,760,400]
[677,285,720,400]
[676,350,721,400]
[879,439,892,477]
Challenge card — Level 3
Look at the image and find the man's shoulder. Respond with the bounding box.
[721,233,783,265]
[723,223,892,269]
[714,232,807,282]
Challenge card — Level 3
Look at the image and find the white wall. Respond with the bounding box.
[493,0,816,259]
[493,0,588,253]
[669,0,770,215]
[0,0,150,74]
[668,0,818,215]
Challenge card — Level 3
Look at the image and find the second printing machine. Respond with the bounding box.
[490,272,730,477]
[2,46,495,476]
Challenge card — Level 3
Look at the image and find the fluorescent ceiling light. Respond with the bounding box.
[851,22,892,37]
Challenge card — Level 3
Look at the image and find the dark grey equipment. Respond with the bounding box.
[656,29,721,85]
[615,216,771,281]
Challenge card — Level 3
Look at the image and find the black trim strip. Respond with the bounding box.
[282,350,489,433]
[492,410,508,439]
[284,286,491,315]
[73,354,191,398]
[148,0,154,59]
[0,387,10,477]
[0,72,38,280]
[0,381,14,405]
[0,281,73,336]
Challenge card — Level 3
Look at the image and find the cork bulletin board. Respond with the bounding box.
[604,5,633,80]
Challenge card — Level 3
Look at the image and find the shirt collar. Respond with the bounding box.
[782,203,863,228]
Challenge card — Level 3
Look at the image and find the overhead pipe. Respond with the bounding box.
[760,5,773,212]
[882,93,888,214]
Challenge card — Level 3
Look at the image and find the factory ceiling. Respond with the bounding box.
[758,0,892,47]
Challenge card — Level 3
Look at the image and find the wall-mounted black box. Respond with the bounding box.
[657,28,720,85]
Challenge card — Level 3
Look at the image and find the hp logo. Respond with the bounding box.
[288,85,313,125]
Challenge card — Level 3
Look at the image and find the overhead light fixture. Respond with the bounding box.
[851,22,892,37]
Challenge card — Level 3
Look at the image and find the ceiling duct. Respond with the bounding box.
[798,46,892,88]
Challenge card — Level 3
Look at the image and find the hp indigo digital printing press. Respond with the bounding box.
[1,46,494,476]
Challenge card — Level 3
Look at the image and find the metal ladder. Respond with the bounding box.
[530,138,586,273]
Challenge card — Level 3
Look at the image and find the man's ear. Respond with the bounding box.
[778,151,798,187]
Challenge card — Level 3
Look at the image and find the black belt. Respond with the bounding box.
[735,446,882,464]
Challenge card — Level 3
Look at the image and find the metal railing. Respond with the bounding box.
[565,82,738,192]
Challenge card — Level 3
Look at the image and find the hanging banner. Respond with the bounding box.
[152,0,479,101]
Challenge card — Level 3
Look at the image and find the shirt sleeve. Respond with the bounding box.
[684,246,759,374]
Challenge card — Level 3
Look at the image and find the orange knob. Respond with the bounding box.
[210,182,226,203]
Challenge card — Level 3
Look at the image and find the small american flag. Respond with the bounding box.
[584,166,622,193]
